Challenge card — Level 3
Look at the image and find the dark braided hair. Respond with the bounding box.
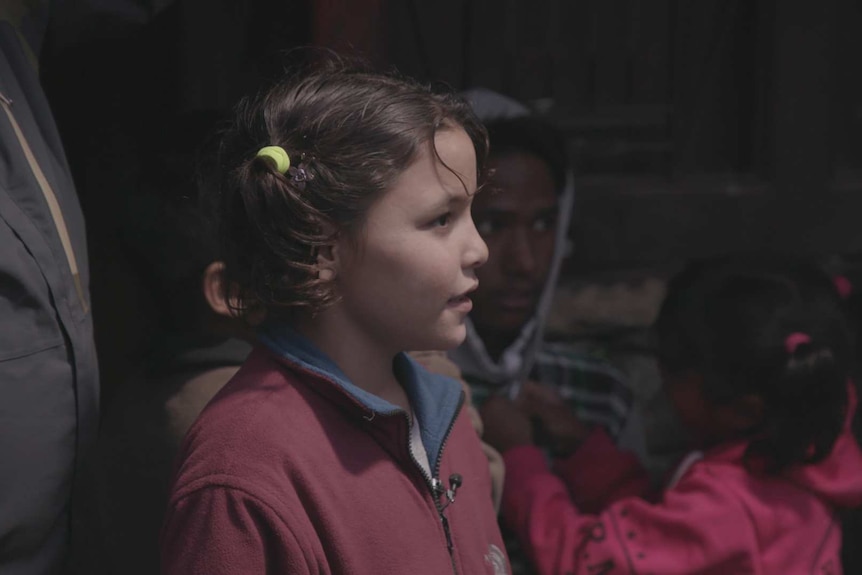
[656,255,854,471]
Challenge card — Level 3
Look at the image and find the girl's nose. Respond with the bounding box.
[464,217,489,269]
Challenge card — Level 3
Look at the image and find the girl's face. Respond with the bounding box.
[332,127,488,353]
[662,368,720,446]
[662,365,764,449]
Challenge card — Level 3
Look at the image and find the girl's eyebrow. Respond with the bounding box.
[426,187,472,213]
[423,195,453,215]
[449,188,474,208]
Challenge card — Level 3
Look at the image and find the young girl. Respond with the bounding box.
[481,257,862,574]
[159,62,511,575]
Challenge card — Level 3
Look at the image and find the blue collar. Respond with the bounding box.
[257,322,464,470]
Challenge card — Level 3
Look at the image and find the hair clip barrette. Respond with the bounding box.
[256,146,314,189]
[256,146,290,174]
[834,275,853,300]
[784,332,812,355]
[288,163,313,190]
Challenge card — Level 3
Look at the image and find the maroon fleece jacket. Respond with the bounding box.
[161,343,509,574]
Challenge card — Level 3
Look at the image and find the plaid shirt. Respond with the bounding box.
[465,341,634,575]
[465,341,633,440]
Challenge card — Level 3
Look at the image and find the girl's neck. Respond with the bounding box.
[293,310,411,413]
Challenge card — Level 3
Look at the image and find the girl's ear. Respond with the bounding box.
[202,261,233,317]
[316,223,341,281]
[202,261,267,325]
[316,245,337,281]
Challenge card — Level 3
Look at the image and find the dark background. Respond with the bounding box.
[39,0,862,398]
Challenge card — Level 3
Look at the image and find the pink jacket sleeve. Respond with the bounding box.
[161,487,313,575]
[501,446,759,575]
[551,428,654,512]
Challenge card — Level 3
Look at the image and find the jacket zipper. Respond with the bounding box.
[404,390,465,575]
[274,353,468,573]
[0,91,88,313]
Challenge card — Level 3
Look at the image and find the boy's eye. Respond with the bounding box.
[476,219,495,236]
[532,216,555,233]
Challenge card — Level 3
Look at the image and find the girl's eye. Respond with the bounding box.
[433,213,451,228]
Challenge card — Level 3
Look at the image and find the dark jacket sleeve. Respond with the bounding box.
[1,11,98,575]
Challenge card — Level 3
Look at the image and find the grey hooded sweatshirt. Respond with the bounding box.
[449,89,637,451]
[448,88,576,395]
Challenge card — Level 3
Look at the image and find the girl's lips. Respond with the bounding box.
[447,295,474,312]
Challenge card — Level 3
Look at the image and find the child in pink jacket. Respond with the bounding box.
[482,257,862,574]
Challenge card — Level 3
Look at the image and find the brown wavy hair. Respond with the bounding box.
[205,58,488,318]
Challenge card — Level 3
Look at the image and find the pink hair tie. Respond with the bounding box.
[834,275,853,300]
[785,332,812,354]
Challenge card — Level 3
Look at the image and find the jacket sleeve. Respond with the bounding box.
[551,428,654,513]
[501,446,759,575]
[161,486,314,575]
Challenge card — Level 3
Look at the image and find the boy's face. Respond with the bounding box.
[470,151,559,340]
[331,127,488,353]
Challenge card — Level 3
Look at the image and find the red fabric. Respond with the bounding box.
[552,428,654,512]
[501,405,862,574]
[160,347,507,574]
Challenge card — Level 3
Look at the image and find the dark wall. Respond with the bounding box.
[360,0,862,268]
[41,0,313,402]
[39,0,862,397]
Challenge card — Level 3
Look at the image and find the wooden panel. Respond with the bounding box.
[508,0,556,100]
[592,0,630,106]
[768,0,836,198]
[730,0,767,175]
[568,176,862,268]
[466,0,510,90]
[669,0,744,174]
[312,0,385,63]
[552,0,593,108]
[831,0,862,173]
[381,0,465,85]
[308,0,862,265]
[569,176,772,266]
[629,0,670,105]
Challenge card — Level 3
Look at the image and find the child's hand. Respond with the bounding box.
[479,395,533,453]
[517,381,592,457]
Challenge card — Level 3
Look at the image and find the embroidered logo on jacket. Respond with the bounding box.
[485,544,509,575]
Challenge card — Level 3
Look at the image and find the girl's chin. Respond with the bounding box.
[425,327,468,352]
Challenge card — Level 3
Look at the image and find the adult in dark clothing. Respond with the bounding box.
[0,3,98,573]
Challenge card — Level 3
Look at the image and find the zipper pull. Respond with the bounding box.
[431,477,445,497]
[0,92,13,106]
